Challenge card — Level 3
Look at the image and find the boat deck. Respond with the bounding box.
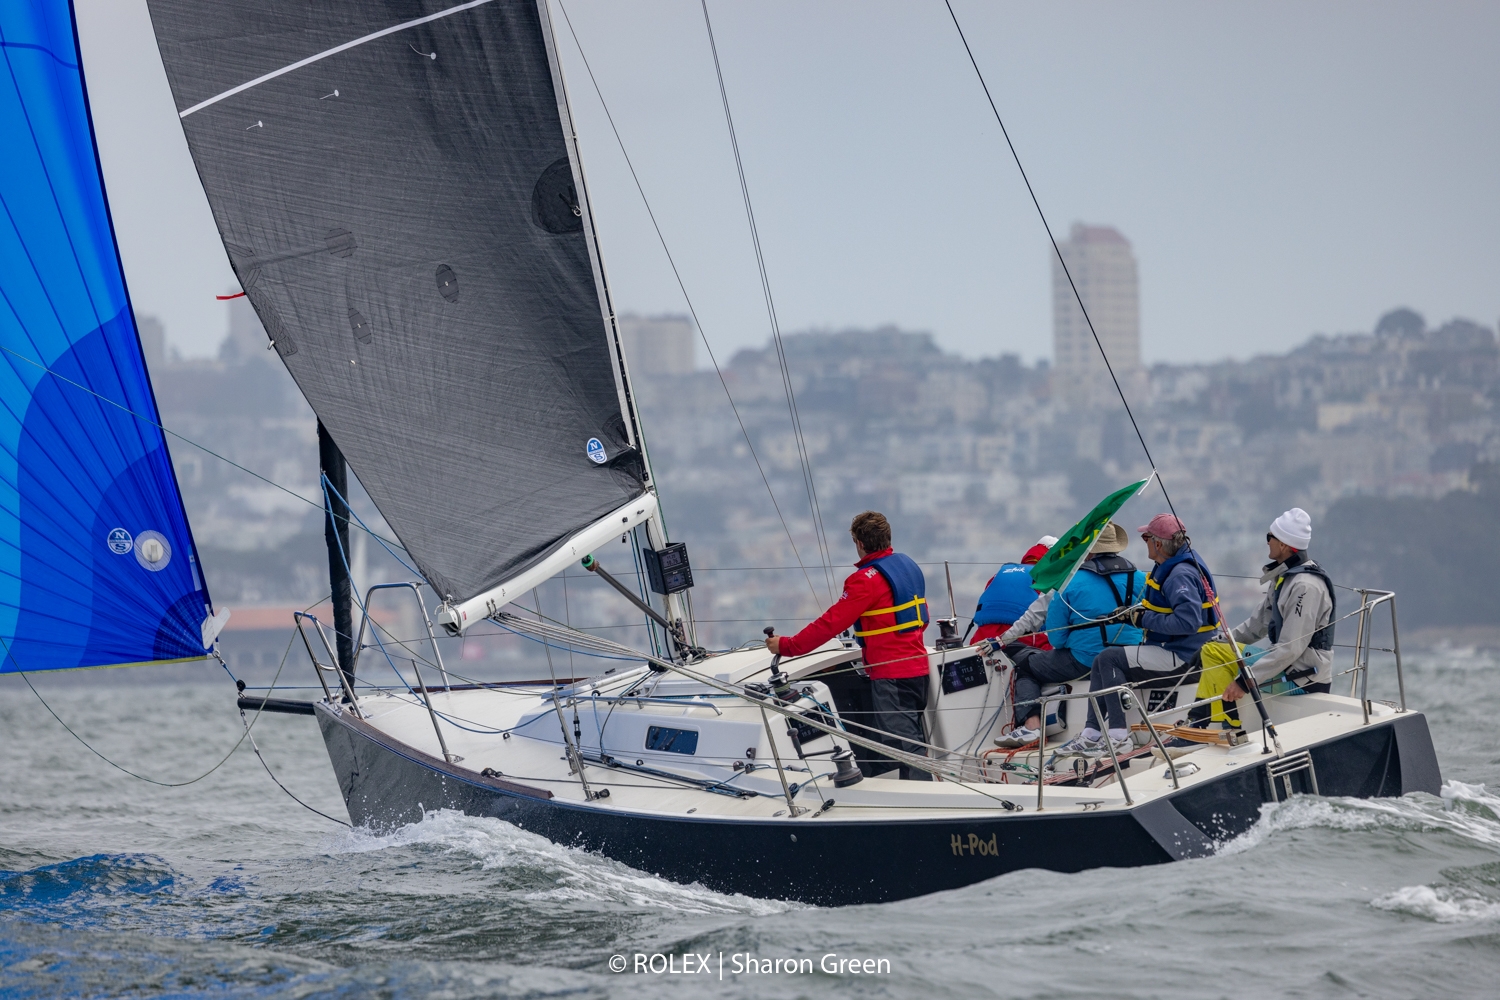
[339,641,1406,824]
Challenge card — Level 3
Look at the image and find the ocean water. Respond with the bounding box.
[2,646,1498,998]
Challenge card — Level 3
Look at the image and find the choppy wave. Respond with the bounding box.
[1371,883,1500,923]
[1220,780,1500,926]
[1221,779,1500,856]
[322,809,794,916]
[0,854,176,914]
[6,669,1500,998]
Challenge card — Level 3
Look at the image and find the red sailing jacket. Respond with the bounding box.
[779,548,931,679]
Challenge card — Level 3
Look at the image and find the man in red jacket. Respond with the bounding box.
[765,511,933,780]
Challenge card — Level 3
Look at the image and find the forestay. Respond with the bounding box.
[147,0,649,607]
[0,0,212,672]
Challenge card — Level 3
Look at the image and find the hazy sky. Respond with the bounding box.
[77,0,1500,364]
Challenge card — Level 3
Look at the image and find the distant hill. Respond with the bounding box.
[1319,463,1500,627]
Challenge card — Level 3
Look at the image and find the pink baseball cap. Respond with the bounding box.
[1137,513,1187,539]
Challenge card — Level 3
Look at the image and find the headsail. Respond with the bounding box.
[0,0,212,672]
[147,0,649,608]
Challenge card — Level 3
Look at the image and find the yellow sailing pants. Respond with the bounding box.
[1194,641,1246,727]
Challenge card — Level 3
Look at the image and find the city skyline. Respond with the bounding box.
[74,0,1500,367]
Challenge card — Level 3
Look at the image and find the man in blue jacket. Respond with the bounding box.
[995,523,1145,747]
[1057,513,1219,758]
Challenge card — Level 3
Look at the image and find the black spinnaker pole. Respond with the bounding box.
[318,421,356,692]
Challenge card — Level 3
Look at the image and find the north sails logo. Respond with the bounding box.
[586,438,607,464]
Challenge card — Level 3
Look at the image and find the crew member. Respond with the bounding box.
[969,536,1057,646]
[766,511,932,780]
[1217,507,1336,702]
[1056,513,1218,758]
[994,523,1145,747]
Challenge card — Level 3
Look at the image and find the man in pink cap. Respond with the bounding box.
[1054,512,1220,759]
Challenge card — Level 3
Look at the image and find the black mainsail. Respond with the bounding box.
[147,0,651,616]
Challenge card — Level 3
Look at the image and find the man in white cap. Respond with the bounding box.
[1220,507,1337,701]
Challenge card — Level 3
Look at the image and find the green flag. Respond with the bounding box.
[1027,477,1152,594]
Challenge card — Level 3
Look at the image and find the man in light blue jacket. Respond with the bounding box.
[995,523,1145,747]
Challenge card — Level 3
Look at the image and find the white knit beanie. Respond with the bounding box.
[1269,507,1312,550]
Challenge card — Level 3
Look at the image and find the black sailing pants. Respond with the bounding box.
[866,676,932,781]
[1008,646,1091,726]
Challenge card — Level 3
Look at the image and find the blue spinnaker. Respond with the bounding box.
[0,1,211,672]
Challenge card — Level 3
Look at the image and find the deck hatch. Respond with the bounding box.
[645,726,699,755]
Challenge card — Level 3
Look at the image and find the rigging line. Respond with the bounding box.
[235,703,350,827]
[941,0,1177,519]
[554,1,820,606]
[312,491,606,736]
[1,633,291,789]
[561,545,577,676]
[320,474,421,577]
[0,41,77,70]
[223,649,350,827]
[0,343,407,552]
[697,0,837,599]
[321,478,433,699]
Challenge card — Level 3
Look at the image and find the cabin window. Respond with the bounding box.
[644,726,699,755]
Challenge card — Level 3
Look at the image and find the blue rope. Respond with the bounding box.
[320,476,645,736]
[321,476,423,697]
[320,474,422,577]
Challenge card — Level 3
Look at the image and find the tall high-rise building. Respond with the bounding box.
[220,293,275,365]
[136,314,166,371]
[1051,223,1141,402]
[618,313,696,376]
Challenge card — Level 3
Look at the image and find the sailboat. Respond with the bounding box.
[2,0,1441,907]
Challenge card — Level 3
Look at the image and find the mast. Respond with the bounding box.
[535,0,694,645]
[319,422,355,688]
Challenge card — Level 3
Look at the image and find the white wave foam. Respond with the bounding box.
[320,808,793,915]
[1221,780,1500,856]
[1441,780,1500,822]
[1371,884,1500,924]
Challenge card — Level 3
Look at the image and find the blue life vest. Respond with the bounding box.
[853,552,929,646]
[972,563,1037,626]
[1141,548,1218,653]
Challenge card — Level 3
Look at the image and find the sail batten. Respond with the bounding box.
[150,0,649,606]
[1,0,212,673]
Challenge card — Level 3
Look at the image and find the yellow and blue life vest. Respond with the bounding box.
[853,552,929,644]
[1141,548,1219,653]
